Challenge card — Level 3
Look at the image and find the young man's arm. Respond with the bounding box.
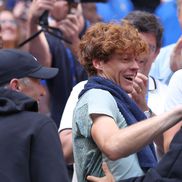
[91,106,182,160]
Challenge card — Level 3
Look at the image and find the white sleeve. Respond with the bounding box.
[149,44,174,85]
[164,70,182,111]
[58,81,87,132]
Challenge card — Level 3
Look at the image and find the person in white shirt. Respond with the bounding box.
[163,69,182,153]
[150,0,182,85]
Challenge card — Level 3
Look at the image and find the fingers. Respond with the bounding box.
[131,73,149,111]
[58,19,79,43]
[102,162,115,182]
[133,73,148,94]
[58,15,79,34]
[102,162,110,176]
[133,82,142,94]
[87,176,100,182]
[87,162,115,182]
[57,14,81,44]
[30,0,54,18]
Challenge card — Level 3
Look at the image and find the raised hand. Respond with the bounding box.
[170,36,182,72]
[129,72,148,111]
[29,0,55,23]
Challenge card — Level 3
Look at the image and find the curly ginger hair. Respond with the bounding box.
[78,22,148,76]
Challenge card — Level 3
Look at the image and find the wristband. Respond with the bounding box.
[144,108,153,118]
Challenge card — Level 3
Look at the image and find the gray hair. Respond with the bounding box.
[0,77,31,89]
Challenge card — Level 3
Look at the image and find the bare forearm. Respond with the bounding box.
[27,15,52,67]
[105,107,182,160]
[59,130,74,164]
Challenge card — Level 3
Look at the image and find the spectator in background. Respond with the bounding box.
[0,10,20,48]
[95,0,181,47]
[123,10,166,116]
[82,3,102,24]
[150,0,182,85]
[155,0,182,46]
[163,69,182,153]
[12,0,31,43]
[0,49,69,182]
[123,11,167,159]
[27,0,87,127]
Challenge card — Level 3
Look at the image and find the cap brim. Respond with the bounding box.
[28,66,59,79]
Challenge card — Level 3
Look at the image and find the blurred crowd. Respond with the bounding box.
[1,0,182,182]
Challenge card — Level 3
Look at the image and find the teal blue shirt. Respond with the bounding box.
[72,89,144,182]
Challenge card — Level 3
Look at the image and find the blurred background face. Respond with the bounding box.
[82,3,102,24]
[0,10,18,46]
[50,0,69,21]
[138,32,159,76]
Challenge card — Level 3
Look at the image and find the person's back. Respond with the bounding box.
[0,49,69,182]
[0,88,69,182]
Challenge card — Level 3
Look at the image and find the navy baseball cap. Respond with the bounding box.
[0,49,59,85]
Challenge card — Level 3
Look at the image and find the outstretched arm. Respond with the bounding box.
[59,129,74,164]
[91,106,182,160]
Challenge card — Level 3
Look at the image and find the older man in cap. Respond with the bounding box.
[0,49,69,182]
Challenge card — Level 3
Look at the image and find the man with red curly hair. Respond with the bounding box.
[72,22,182,182]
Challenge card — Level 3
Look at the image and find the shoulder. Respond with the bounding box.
[72,80,87,94]
[160,43,176,52]
[157,43,175,60]
[167,69,182,89]
[77,89,119,118]
[84,88,116,103]
[171,69,182,81]
[167,70,182,91]
[21,111,56,130]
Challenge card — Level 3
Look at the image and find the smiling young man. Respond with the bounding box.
[0,49,69,182]
[72,22,182,182]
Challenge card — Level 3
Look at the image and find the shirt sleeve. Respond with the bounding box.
[164,70,182,111]
[149,44,174,85]
[59,81,86,132]
[87,89,119,122]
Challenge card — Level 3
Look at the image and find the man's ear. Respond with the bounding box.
[9,79,22,92]
[92,58,103,71]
